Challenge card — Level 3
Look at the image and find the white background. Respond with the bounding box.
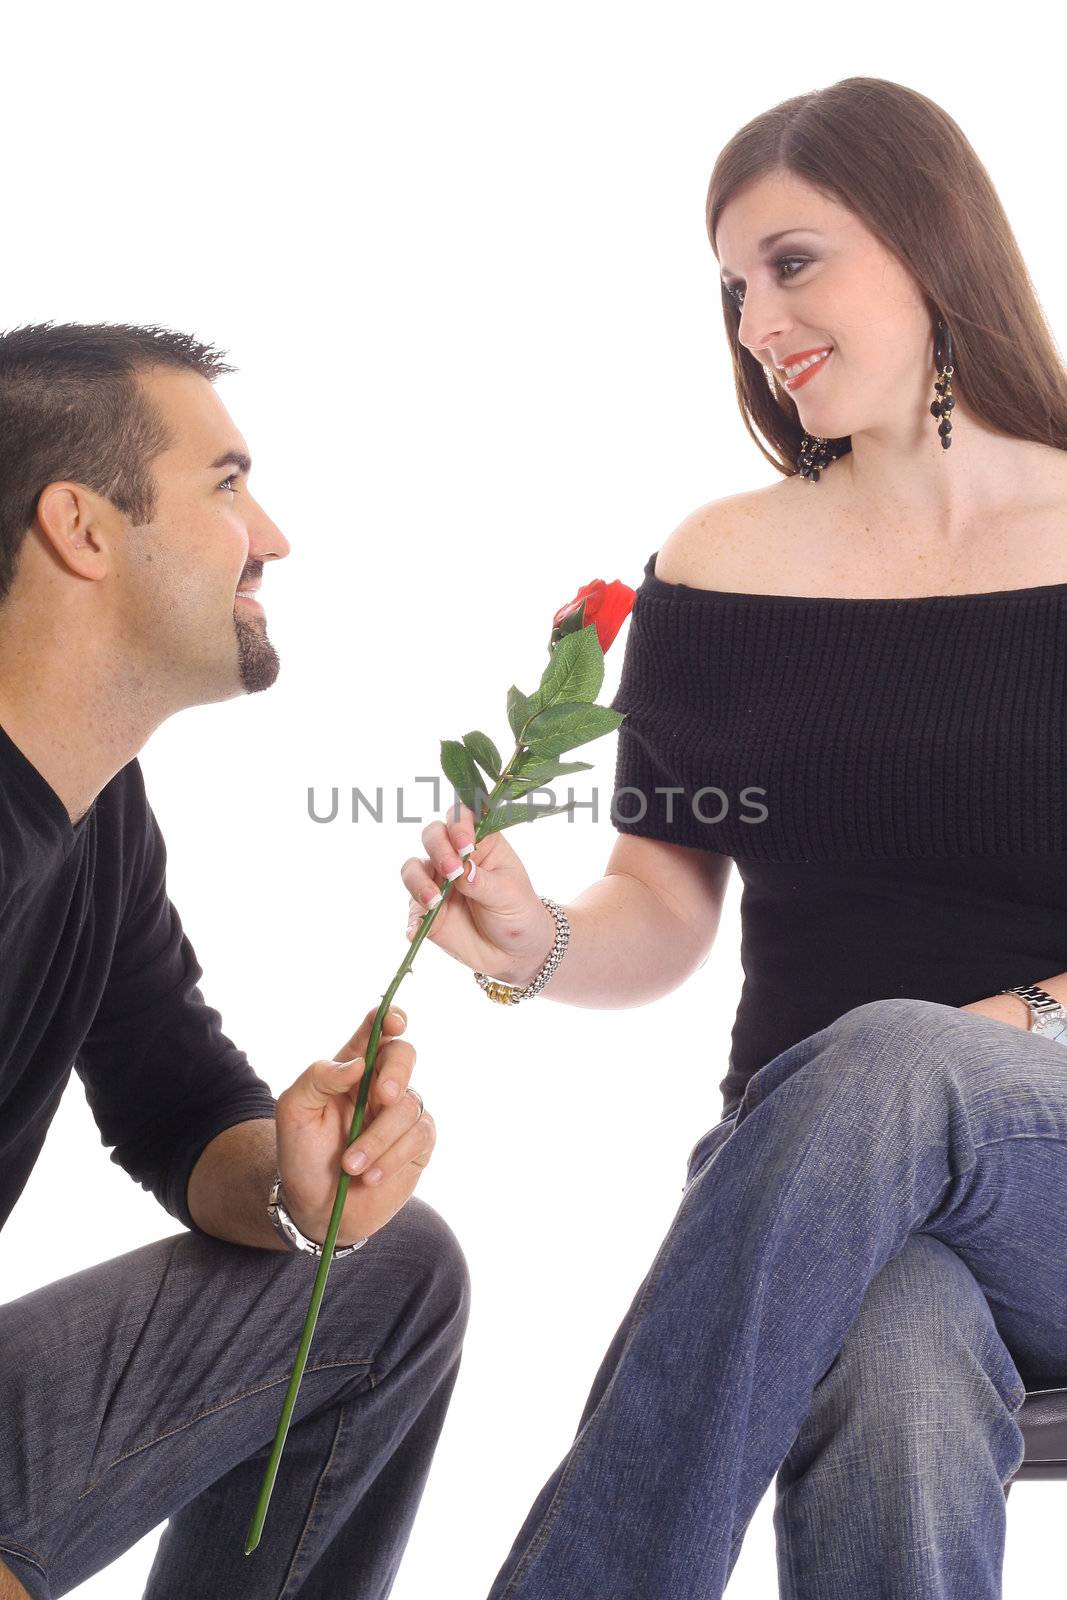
[1,3,1063,1594]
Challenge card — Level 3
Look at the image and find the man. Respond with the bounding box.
[0,323,469,1600]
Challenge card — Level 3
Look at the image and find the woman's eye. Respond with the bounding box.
[219,474,239,495]
[727,256,810,309]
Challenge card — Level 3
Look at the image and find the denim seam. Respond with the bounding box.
[972,1133,1067,1150]
[89,1234,184,1484]
[0,1538,50,1582]
[277,1398,347,1600]
[76,1357,373,1500]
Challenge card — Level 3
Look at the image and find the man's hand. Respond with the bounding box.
[275,1004,435,1246]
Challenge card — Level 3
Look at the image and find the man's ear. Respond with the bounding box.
[33,481,116,580]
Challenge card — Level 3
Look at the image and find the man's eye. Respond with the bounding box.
[726,255,810,309]
[219,474,240,494]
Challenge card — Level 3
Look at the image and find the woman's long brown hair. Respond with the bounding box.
[706,77,1067,477]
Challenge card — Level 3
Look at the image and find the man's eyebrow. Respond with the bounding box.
[208,450,252,475]
[719,228,823,279]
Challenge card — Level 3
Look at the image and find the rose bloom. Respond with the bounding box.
[552,579,637,653]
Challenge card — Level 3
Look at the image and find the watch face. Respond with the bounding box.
[1034,1010,1067,1044]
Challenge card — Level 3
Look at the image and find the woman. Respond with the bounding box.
[397,77,1067,1597]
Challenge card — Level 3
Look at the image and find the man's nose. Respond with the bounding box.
[250,500,291,561]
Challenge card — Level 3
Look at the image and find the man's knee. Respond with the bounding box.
[335,1196,471,1355]
[397,1196,471,1333]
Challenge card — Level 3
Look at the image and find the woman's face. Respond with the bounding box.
[714,168,936,443]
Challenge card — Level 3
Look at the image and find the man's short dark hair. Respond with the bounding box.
[0,321,235,606]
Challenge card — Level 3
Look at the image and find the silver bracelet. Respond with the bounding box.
[474,896,571,1004]
[267,1171,367,1257]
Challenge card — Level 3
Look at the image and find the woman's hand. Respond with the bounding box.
[401,802,556,983]
[275,1005,435,1246]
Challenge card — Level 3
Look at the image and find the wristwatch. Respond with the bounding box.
[998,984,1067,1044]
[267,1171,367,1257]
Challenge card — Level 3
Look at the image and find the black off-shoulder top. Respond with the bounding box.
[609,548,1067,1116]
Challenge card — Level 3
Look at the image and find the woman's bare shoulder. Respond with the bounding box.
[652,482,797,589]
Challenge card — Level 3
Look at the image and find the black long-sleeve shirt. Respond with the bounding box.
[610,549,1067,1116]
[0,722,278,1238]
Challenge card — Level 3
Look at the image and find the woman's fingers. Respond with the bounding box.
[419,803,480,884]
[401,856,449,912]
[341,1087,433,1177]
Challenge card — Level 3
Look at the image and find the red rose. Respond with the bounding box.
[552,578,637,653]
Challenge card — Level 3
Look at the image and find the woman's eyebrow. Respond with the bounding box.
[719,228,823,279]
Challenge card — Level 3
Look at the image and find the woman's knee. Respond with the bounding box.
[792,996,973,1118]
[741,997,959,1123]
[829,996,959,1077]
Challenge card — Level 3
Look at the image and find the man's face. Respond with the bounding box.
[116,365,290,704]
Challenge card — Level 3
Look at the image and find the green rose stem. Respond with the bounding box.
[243,759,524,1556]
[245,605,631,1555]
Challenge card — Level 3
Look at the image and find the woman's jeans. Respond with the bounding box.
[487,996,1067,1600]
[0,1194,470,1599]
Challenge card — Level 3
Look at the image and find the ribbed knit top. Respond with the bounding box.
[609,548,1067,1115]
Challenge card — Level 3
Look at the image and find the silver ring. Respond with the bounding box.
[406,1087,424,1121]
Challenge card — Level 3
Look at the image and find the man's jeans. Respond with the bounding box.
[0,1194,469,1599]
[488,997,1066,1599]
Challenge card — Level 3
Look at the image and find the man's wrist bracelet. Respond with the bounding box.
[474,896,571,1004]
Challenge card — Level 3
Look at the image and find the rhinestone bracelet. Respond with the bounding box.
[474,896,571,1004]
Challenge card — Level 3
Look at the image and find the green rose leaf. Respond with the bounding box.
[509,755,595,786]
[462,729,502,783]
[491,776,538,806]
[534,624,604,711]
[479,797,582,837]
[507,685,534,741]
[441,738,488,813]
[522,700,624,759]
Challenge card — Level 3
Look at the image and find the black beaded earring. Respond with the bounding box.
[931,318,955,449]
[795,318,956,482]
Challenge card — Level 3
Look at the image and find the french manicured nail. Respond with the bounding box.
[334,1055,363,1072]
[458,842,475,857]
[345,1150,367,1173]
[445,865,464,883]
[425,889,443,907]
